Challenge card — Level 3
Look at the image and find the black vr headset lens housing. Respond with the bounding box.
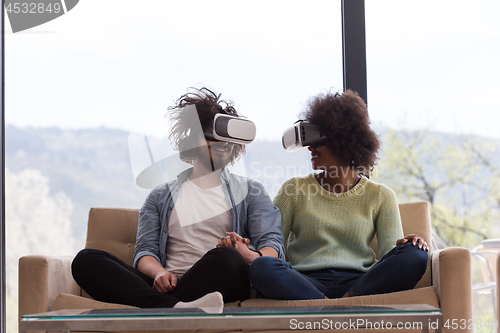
[282,121,328,152]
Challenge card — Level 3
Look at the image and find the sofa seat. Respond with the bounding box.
[240,286,439,308]
[52,286,439,311]
[51,293,242,311]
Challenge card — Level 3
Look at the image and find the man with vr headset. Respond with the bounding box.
[72,87,285,311]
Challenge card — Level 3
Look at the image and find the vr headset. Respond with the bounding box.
[203,114,256,145]
[282,120,328,152]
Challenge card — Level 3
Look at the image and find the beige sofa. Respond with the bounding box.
[19,201,473,332]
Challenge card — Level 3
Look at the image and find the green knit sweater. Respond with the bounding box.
[273,173,403,272]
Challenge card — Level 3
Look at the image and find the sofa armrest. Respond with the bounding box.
[431,247,472,333]
[18,255,80,319]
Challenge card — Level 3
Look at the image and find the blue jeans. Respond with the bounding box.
[249,242,428,300]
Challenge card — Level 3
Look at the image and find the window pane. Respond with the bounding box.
[5,2,343,332]
[366,0,500,138]
[366,3,500,322]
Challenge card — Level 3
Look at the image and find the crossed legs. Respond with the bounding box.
[249,242,428,300]
[72,246,250,308]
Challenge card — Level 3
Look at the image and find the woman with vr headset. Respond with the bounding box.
[248,89,429,300]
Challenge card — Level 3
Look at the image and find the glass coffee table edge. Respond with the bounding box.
[22,304,441,319]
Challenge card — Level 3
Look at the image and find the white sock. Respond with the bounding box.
[173,291,223,312]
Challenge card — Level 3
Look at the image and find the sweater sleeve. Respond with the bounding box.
[273,177,297,255]
[374,184,404,258]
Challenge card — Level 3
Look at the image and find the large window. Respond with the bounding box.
[365,0,500,243]
[4,2,343,332]
[4,0,500,330]
[366,1,500,324]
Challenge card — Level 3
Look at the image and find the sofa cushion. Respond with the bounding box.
[52,294,201,333]
[85,207,140,267]
[240,286,439,308]
[52,293,242,311]
[52,293,138,311]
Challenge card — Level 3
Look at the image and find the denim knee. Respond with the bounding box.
[248,256,279,283]
[249,256,277,273]
[400,242,429,274]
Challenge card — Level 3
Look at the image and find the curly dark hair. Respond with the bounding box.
[300,89,381,174]
[167,87,245,165]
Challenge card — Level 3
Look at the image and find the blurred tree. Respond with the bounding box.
[5,168,77,333]
[375,129,500,248]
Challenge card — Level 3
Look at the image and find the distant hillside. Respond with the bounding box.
[5,125,311,239]
[6,125,500,243]
[6,126,150,238]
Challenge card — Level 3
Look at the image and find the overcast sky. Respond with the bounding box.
[5,0,500,141]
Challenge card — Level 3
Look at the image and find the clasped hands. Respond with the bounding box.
[216,232,249,249]
[216,232,259,265]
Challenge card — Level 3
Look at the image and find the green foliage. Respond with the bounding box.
[376,128,500,248]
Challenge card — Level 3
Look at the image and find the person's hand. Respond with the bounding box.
[216,232,250,249]
[396,234,429,252]
[216,232,260,265]
[153,270,177,293]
